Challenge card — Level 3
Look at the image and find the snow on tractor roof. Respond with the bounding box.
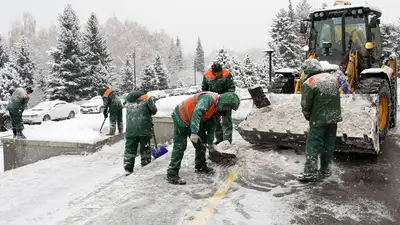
[312,4,382,16]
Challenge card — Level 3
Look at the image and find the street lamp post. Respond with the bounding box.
[132,43,140,90]
[263,48,274,83]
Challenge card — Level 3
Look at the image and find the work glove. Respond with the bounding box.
[190,133,200,143]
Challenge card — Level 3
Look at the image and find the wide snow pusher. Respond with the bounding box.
[238,1,398,154]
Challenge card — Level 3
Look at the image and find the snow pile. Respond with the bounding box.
[239,94,377,138]
[22,111,126,143]
[215,140,237,155]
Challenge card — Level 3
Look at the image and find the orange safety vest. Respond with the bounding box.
[178,92,219,126]
[204,69,230,79]
[103,88,112,97]
[139,94,150,100]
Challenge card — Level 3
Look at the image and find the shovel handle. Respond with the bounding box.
[100,118,106,133]
[152,124,159,151]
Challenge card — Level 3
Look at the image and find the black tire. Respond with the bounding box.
[67,111,75,119]
[389,77,397,128]
[3,117,12,130]
[270,75,294,94]
[357,77,391,141]
[43,115,51,122]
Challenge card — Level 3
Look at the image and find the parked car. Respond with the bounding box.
[147,90,169,101]
[170,88,186,96]
[22,100,80,124]
[186,86,201,94]
[0,101,11,132]
[80,96,104,114]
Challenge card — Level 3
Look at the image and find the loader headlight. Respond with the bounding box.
[314,13,319,18]
[351,10,357,15]
[319,12,324,17]
[358,9,363,14]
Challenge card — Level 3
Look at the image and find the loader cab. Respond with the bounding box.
[305,4,382,67]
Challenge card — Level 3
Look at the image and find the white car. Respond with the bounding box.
[22,100,80,124]
[80,96,104,114]
[186,86,202,94]
[147,90,169,100]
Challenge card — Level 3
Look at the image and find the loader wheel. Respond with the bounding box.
[357,77,391,141]
[270,75,294,94]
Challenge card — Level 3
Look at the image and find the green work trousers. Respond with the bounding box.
[304,124,337,174]
[124,136,152,170]
[109,109,123,134]
[9,112,24,133]
[167,116,212,177]
[215,110,233,143]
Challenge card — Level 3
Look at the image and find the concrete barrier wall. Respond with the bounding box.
[2,133,124,171]
[1,117,175,172]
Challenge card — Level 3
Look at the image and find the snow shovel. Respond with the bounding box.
[247,86,271,109]
[151,124,168,158]
[99,118,106,134]
[197,139,237,164]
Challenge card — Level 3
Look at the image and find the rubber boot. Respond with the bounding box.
[141,158,151,167]
[12,129,17,138]
[125,168,134,176]
[296,173,318,182]
[167,175,186,185]
[16,130,26,139]
[195,165,215,175]
[319,169,332,178]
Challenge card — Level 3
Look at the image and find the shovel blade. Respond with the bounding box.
[152,144,168,158]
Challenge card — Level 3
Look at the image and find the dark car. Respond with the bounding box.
[0,101,11,132]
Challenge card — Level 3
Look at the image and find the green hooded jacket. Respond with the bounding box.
[173,92,240,144]
[99,88,123,113]
[7,88,30,114]
[125,91,158,137]
[301,59,342,127]
[202,69,236,94]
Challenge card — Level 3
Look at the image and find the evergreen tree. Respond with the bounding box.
[12,37,36,87]
[81,13,111,97]
[321,2,328,9]
[0,36,9,68]
[47,4,85,102]
[153,54,169,90]
[140,64,157,91]
[0,63,21,100]
[167,39,177,75]
[242,55,259,88]
[174,37,184,72]
[269,8,302,69]
[381,23,398,56]
[214,48,245,87]
[296,0,313,22]
[195,37,205,73]
[256,58,271,88]
[288,0,295,22]
[120,54,135,92]
[176,79,184,88]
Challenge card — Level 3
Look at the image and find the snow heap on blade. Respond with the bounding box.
[237,93,379,153]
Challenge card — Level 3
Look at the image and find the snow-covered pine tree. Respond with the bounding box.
[195,37,205,73]
[321,2,328,9]
[120,54,135,92]
[296,0,313,48]
[176,79,184,88]
[153,54,169,90]
[242,55,259,88]
[81,13,111,98]
[256,58,270,88]
[0,63,21,100]
[140,64,157,91]
[213,48,245,87]
[12,37,36,87]
[288,0,295,22]
[269,8,302,69]
[167,39,177,75]
[175,37,184,72]
[0,36,9,68]
[47,4,85,102]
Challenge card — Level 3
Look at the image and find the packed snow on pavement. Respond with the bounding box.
[0,131,395,225]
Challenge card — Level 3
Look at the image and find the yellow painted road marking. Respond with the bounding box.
[190,172,238,225]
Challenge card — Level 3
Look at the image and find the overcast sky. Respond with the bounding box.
[0,0,397,54]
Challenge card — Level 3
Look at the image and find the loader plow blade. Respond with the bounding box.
[237,93,380,154]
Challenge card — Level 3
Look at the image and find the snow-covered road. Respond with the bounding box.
[1,131,398,225]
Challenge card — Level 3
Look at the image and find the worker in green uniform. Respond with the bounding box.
[202,62,236,144]
[123,90,157,175]
[167,91,240,185]
[7,87,33,139]
[297,59,342,182]
[98,88,123,135]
